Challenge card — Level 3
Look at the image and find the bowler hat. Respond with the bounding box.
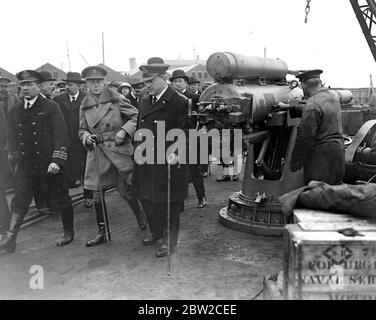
[188,76,200,84]
[81,66,107,80]
[64,72,85,84]
[39,71,56,82]
[0,77,11,85]
[16,70,43,83]
[169,69,189,83]
[296,69,323,82]
[139,57,169,82]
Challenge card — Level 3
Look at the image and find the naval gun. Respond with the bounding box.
[193,52,350,236]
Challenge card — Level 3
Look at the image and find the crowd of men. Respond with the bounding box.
[0,60,346,258]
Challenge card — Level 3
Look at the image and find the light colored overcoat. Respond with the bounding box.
[79,87,138,193]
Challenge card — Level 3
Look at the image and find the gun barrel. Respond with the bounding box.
[206,52,288,82]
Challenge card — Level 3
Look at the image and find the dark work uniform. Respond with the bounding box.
[133,85,189,247]
[0,107,11,234]
[182,89,205,201]
[8,95,74,234]
[290,88,345,185]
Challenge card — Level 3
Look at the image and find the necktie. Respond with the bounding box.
[152,96,157,104]
[71,97,75,103]
[26,102,31,109]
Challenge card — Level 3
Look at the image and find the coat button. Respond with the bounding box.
[32,122,36,125]
[34,142,38,145]
[154,120,157,123]
[33,132,36,135]
[19,133,23,136]
[141,119,145,123]
[18,124,22,127]
[36,151,40,155]
[21,152,25,155]
[20,143,24,146]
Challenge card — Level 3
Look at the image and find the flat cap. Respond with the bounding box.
[39,71,56,82]
[64,72,85,84]
[16,70,44,83]
[0,77,11,85]
[128,77,144,88]
[109,80,121,87]
[81,66,107,80]
[296,69,323,82]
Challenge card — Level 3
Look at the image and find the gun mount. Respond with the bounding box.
[191,53,306,236]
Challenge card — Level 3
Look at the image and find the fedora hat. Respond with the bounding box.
[16,70,43,83]
[81,66,107,80]
[64,72,85,84]
[188,76,200,84]
[169,69,189,83]
[39,71,56,82]
[139,57,169,82]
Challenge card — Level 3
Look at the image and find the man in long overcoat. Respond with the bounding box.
[0,70,74,253]
[133,57,189,257]
[290,70,345,185]
[54,72,93,207]
[79,66,146,247]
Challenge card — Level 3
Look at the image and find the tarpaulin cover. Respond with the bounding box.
[279,181,376,219]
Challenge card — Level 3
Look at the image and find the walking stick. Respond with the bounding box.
[93,142,111,242]
[167,160,171,276]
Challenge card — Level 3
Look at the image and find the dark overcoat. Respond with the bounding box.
[8,95,69,177]
[133,85,189,203]
[53,91,87,185]
[79,87,138,192]
[126,92,139,109]
[0,107,8,188]
[290,88,345,185]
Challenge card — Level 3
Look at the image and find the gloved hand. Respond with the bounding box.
[47,162,60,175]
[115,129,127,146]
[85,134,97,147]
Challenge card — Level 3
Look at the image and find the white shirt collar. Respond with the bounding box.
[155,85,168,102]
[24,95,39,109]
[69,92,79,101]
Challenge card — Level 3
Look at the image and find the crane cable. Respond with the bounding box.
[305,0,312,23]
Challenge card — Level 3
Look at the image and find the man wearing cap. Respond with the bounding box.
[188,76,201,95]
[127,78,146,108]
[108,80,121,93]
[79,66,146,247]
[0,70,74,253]
[53,72,93,208]
[170,69,206,208]
[290,69,345,185]
[39,71,56,99]
[133,58,189,257]
[0,106,11,240]
[0,77,19,118]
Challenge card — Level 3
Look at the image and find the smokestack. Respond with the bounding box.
[196,55,200,64]
[129,57,137,70]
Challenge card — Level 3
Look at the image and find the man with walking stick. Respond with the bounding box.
[79,66,147,247]
[133,57,189,258]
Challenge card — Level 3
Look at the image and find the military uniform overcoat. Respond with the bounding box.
[290,87,345,185]
[8,95,69,176]
[79,87,138,191]
[54,91,87,186]
[133,85,189,203]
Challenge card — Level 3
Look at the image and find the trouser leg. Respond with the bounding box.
[49,173,74,234]
[0,188,11,234]
[141,200,163,239]
[189,164,205,200]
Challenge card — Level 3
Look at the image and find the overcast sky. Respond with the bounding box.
[1,0,375,87]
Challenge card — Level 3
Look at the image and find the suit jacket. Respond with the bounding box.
[79,87,138,190]
[133,85,189,203]
[126,92,139,109]
[8,94,69,176]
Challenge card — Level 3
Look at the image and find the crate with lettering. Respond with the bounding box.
[283,209,376,300]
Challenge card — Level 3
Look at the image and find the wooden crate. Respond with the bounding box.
[284,209,376,300]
